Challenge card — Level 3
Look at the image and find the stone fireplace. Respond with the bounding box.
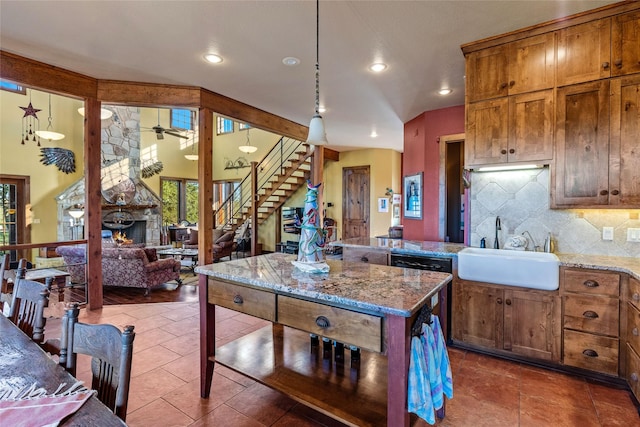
[56,106,163,245]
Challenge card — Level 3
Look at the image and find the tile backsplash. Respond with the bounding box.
[469,167,640,258]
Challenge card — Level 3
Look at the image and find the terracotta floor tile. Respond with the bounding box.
[161,315,200,336]
[519,365,593,409]
[455,365,520,410]
[462,351,522,378]
[133,327,179,353]
[126,398,194,427]
[163,349,201,382]
[595,401,640,427]
[520,394,600,427]
[161,331,201,356]
[214,364,257,388]
[131,344,182,377]
[126,313,176,333]
[435,390,519,427]
[163,374,246,420]
[213,317,258,339]
[226,382,297,425]
[189,403,265,427]
[127,367,188,413]
[162,305,200,322]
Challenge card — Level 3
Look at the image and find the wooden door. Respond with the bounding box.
[507,33,556,95]
[553,80,610,207]
[342,166,370,239]
[612,11,640,77]
[0,175,30,264]
[610,74,640,206]
[465,98,508,167]
[508,89,554,163]
[465,45,508,102]
[503,289,561,362]
[557,18,611,86]
[452,280,503,350]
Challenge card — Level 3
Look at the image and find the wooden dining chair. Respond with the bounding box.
[61,303,136,421]
[7,259,50,343]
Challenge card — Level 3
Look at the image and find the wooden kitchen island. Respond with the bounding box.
[196,252,452,427]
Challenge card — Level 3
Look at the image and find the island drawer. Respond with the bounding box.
[628,276,640,310]
[626,343,640,400]
[563,329,619,376]
[562,269,620,296]
[342,247,389,265]
[208,279,276,322]
[277,295,382,352]
[563,294,619,337]
[628,302,640,354]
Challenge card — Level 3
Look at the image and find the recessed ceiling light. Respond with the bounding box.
[369,63,387,73]
[282,57,300,66]
[438,88,452,95]
[370,131,378,138]
[204,53,223,64]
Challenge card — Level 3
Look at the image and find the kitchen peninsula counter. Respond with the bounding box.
[196,252,453,427]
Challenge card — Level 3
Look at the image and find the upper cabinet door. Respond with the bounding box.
[609,74,640,206]
[557,19,611,86]
[508,89,554,163]
[465,98,508,166]
[466,45,508,102]
[612,11,640,77]
[508,33,556,95]
[553,80,610,207]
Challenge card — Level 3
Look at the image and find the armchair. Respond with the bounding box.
[101,248,181,295]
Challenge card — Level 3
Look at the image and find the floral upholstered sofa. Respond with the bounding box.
[56,245,181,295]
[183,228,237,262]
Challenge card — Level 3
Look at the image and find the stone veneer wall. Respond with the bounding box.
[56,106,163,244]
[469,167,640,257]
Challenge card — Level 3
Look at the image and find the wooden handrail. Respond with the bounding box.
[0,240,87,252]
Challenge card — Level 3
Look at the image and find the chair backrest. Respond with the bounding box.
[62,303,135,421]
[8,259,50,343]
[0,253,9,294]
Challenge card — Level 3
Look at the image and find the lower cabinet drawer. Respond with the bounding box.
[208,279,276,322]
[277,295,382,352]
[562,269,620,296]
[563,329,619,376]
[628,276,640,310]
[563,294,619,337]
[628,302,640,354]
[626,343,640,401]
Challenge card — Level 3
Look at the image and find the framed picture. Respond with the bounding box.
[392,193,402,205]
[403,172,423,219]
[378,197,389,213]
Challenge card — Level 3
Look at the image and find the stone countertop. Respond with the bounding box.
[331,238,640,280]
[195,252,452,318]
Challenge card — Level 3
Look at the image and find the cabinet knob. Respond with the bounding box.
[583,280,599,288]
[602,62,610,70]
[509,80,515,87]
[633,293,640,302]
[599,189,608,196]
[361,256,369,263]
[500,82,508,89]
[632,373,639,382]
[582,349,599,358]
[509,149,515,154]
[633,327,639,336]
[610,189,619,196]
[315,316,330,329]
[233,295,243,305]
[505,299,512,306]
[614,59,623,68]
[496,297,503,305]
[582,310,599,319]
[501,149,507,155]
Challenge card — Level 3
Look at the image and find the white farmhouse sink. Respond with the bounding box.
[457,247,560,290]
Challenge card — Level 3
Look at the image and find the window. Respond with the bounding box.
[161,178,199,225]
[0,80,25,94]
[238,122,250,130]
[170,109,195,131]
[216,116,234,135]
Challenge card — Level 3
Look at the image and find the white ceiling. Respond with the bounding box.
[0,1,617,152]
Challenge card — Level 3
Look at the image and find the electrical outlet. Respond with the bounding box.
[602,226,614,241]
[32,218,40,224]
[627,228,640,242]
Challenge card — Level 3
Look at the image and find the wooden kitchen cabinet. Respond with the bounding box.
[561,267,621,376]
[611,11,640,77]
[625,276,640,400]
[452,279,561,362]
[466,90,553,168]
[553,80,610,207]
[556,18,611,86]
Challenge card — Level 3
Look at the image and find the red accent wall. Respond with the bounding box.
[402,105,464,241]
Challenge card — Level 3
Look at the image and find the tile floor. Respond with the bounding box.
[44,301,640,427]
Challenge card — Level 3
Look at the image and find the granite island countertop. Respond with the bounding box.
[195,252,452,317]
[331,238,640,280]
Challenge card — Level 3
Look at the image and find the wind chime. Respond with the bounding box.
[19,89,42,146]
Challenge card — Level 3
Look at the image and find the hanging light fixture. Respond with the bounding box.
[306,0,328,146]
[77,107,113,120]
[35,94,65,141]
[239,128,258,154]
[184,142,199,161]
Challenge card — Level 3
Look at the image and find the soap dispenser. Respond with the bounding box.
[544,233,553,253]
[480,237,486,248]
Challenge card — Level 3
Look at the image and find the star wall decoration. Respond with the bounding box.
[20,102,41,118]
[19,91,42,146]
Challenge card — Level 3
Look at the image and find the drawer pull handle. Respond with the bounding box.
[633,293,640,302]
[582,310,599,319]
[361,256,369,263]
[582,349,599,358]
[602,61,610,70]
[633,328,639,336]
[316,316,330,329]
[583,280,599,288]
[505,299,512,306]
[631,373,639,383]
[233,295,243,305]
[496,297,503,305]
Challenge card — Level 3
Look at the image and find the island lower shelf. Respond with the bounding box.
[212,324,388,427]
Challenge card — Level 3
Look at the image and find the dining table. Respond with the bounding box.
[0,314,125,426]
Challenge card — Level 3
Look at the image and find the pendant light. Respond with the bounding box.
[77,107,113,120]
[306,0,328,146]
[35,94,65,141]
[184,142,198,161]
[239,128,258,154]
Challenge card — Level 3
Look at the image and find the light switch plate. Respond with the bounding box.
[627,228,640,242]
[603,227,614,241]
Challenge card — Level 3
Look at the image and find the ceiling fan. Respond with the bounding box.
[142,109,189,140]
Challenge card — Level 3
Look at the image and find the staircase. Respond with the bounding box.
[214,137,313,232]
